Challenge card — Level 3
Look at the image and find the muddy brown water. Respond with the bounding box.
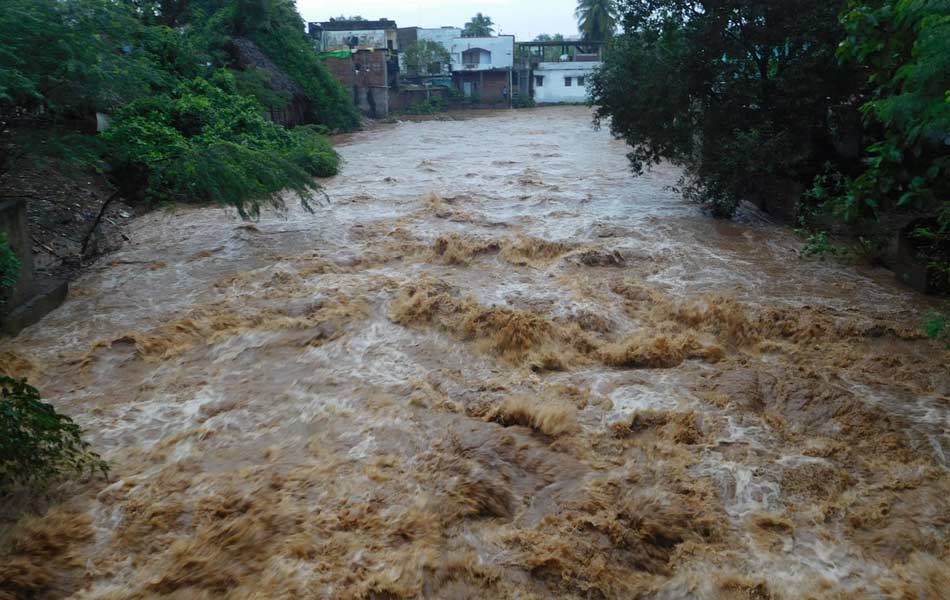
[2,106,948,599]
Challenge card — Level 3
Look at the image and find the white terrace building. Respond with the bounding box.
[532,61,601,104]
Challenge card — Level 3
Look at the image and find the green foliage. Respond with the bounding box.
[512,94,537,109]
[592,0,861,218]
[0,0,172,113]
[832,1,950,230]
[922,310,949,344]
[0,232,20,299]
[529,34,570,61]
[402,97,447,115]
[403,41,452,77]
[462,13,495,37]
[576,0,619,41]
[0,376,108,488]
[237,0,361,131]
[104,73,337,217]
[0,0,357,218]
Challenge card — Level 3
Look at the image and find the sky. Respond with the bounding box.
[295,0,581,41]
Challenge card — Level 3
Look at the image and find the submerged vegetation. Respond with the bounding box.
[0,0,359,217]
[592,0,949,288]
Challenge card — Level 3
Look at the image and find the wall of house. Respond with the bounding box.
[321,30,389,51]
[533,62,601,104]
[453,71,510,103]
[398,27,461,75]
[449,36,514,71]
[415,27,462,52]
[324,51,390,118]
[390,87,446,112]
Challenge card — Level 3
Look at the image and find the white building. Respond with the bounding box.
[308,19,398,52]
[448,36,514,71]
[532,61,601,104]
[397,27,462,74]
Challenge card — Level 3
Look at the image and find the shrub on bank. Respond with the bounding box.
[104,73,338,217]
[512,94,536,109]
[0,376,108,488]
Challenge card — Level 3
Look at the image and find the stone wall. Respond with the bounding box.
[0,199,34,309]
[0,198,68,336]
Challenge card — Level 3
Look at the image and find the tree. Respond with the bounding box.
[591,0,860,217]
[462,13,494,37]
[403,40,452,77]
[830,0,950,231]
[1,376,108,488]
[575,0,618,41]
[529,34,570,61]
[0,0,359,219]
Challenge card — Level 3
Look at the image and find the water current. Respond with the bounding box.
[1,106,948,599]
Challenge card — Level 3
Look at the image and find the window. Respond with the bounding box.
[577,76,585,86]
[564,77,572,86]
[535,75,544,87]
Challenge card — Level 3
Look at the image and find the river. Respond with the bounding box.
[1,106,948,599]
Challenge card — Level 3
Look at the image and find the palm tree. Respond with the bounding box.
[575,0,618,41]
[462,13,495,37]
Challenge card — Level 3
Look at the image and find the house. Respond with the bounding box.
[532,61,601,104]
[308,19,400,118]
[448,35,514,103]
[514,40,604,104]
[397,26,461,80]
[321,50,391,118]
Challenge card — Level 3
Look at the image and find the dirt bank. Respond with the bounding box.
[1,106,947,599]
[1,159,137,283]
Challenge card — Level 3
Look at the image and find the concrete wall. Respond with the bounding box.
[323,50,390,118]
[0,199,34,310]
[419,27,462,48]
[453,71,510,103]
[390,87,446,113]
[533,62,600,103]
[449,36,514,71]
[399,27,461,75]
[321,29,392,51]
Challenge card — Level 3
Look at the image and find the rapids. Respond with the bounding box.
[1,106,948,599]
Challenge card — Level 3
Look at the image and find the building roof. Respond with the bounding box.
[309,19,397,32]
[535,61,603,71]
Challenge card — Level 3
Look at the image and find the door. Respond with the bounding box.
[463,81,474,97]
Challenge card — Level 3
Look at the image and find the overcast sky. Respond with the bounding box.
[295,0,581,41]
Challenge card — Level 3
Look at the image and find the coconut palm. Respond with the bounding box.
[575,0,618,41]
[462,13,495,37]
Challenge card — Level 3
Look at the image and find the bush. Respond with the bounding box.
[104,73,340,217]
[512,94,536,109]
[923,311,949,345]
[1,376,108,488]
[402,96,447,115]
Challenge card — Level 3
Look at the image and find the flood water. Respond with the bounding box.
[2,106,948,599]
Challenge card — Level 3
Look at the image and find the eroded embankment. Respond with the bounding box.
[1,107,948,600]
